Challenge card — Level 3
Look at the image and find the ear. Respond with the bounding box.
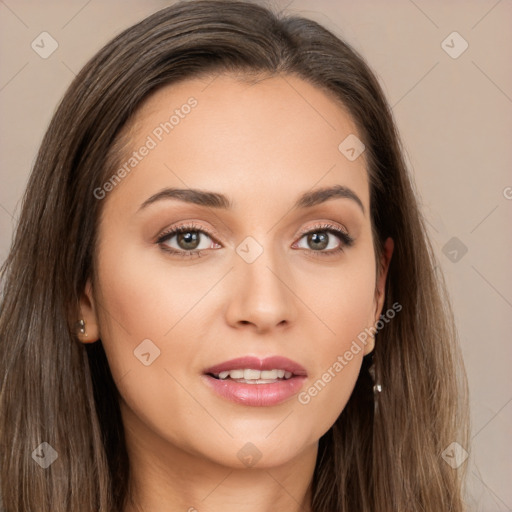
[76,278,101,343]
[363,237,394,355]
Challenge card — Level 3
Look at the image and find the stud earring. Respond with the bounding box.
[76,319,87,337]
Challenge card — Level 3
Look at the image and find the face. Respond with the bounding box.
[80,73,393,470]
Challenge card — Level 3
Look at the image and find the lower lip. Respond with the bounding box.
[202,375,307,407]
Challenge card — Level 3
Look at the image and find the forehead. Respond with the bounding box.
[103,72,369,216]
[132,72,362,147]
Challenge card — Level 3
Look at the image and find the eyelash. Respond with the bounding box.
[156,222,354,259]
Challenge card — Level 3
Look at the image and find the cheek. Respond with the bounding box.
[93,235,229,400]
[292,254,376,432]
[299,249,377,345]
[93,240,199,378]
[92,243,217,447]
[96,237,214,334]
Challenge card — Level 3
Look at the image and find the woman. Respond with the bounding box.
[0,1,469,511]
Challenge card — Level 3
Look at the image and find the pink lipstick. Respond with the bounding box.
[202,355,307,407]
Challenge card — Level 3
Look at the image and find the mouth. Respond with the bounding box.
[204,355,307,380]
[202,355,307,406]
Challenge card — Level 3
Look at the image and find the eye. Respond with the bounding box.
[156,222,221,257]
[293,223,354,256]
[155,221,354,259]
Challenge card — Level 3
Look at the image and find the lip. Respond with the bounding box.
[202,356,307,407]
[203,356,307,376]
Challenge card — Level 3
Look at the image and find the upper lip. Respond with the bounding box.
[204,356,307,376]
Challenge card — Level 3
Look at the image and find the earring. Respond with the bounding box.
[76,319,87,337]
[368,358,382,395]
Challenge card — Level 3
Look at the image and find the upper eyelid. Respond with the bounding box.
[298,222,349,236]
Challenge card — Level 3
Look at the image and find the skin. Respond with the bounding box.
[78,73,393,512]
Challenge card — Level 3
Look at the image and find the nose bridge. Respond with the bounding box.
[225,234,297,330]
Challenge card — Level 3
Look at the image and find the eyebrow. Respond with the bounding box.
[138,184,365,214]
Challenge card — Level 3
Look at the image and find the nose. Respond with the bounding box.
[224,245,299,334]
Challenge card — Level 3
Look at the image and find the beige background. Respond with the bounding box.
[1,0,511,510]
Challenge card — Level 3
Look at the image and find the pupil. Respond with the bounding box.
[178,231,200,250]
[309,232,328,250]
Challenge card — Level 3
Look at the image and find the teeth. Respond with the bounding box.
[214,369,294,381]
[244,369,260,380]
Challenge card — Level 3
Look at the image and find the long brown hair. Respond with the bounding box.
[0,1,469,510]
